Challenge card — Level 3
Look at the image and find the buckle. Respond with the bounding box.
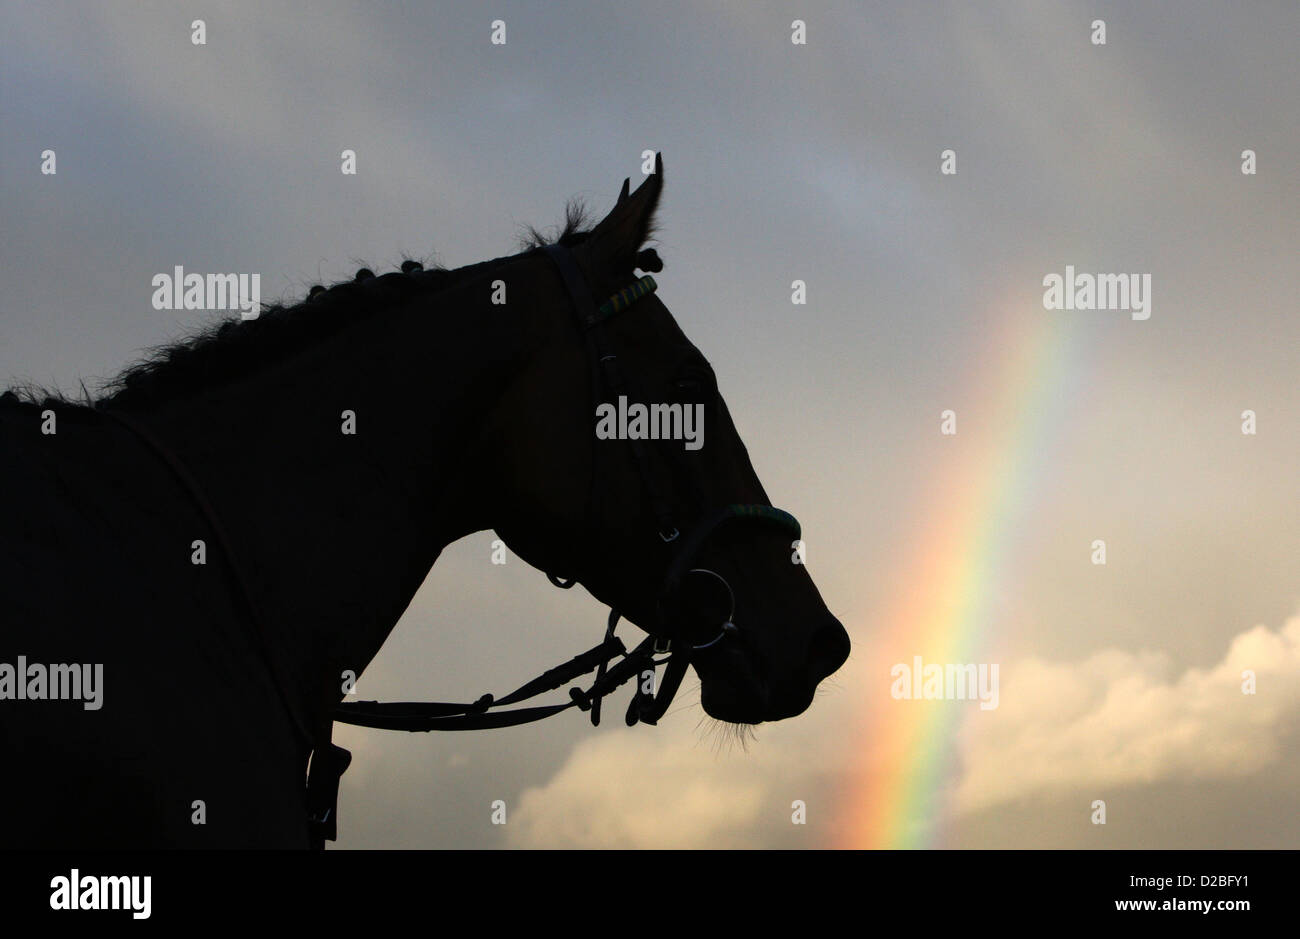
[659,527,680,543]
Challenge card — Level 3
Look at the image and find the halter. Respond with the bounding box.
[103,244,802,847]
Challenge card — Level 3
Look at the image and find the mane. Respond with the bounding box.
[1,200,593,413]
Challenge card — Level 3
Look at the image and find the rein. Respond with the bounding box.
[101,244,801,848]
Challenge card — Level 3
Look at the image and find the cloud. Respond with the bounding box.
[503,675,857,849]
[505,728,770,849]
[952,610,1300,814]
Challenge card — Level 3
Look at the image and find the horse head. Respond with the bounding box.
[484,156,850,725]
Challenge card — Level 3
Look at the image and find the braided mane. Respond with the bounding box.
[2,201,594,412]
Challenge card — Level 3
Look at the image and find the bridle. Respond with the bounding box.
[101,243,801,847]
[334,244,801,728]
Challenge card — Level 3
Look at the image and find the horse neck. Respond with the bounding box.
[125,273,545,723]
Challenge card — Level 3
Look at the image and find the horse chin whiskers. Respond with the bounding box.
[670,682,757,753]
[698,717,758,754]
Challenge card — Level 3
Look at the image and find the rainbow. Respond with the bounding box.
[832,285,1084,848]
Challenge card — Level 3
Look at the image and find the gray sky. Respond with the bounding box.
[2,0,1296,848]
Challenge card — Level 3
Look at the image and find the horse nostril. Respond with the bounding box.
[806,620,850,683]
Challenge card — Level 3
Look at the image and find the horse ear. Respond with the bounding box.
[582,153,663,275]
[617,177,630,204]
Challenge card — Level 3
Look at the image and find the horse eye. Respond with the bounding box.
[672,372,715,401]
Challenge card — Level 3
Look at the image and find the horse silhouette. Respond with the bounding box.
[0,157,849,847]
